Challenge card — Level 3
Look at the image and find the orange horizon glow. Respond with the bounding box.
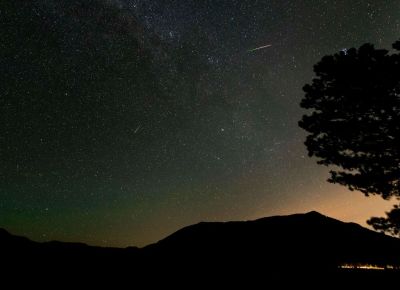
[249,184,396,230]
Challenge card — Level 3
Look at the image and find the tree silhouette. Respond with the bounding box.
[299,40,400,236]
[367,205,400,237]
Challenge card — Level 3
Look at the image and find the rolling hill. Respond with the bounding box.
[2,211,400,282]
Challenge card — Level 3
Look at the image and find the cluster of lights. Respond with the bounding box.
[339,263,399,270]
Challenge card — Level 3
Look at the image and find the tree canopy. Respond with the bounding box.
[299,41,400,236]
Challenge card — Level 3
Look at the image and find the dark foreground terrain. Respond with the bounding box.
[2,211,399,286]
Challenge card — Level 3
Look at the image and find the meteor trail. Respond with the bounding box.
[134,124,142,134]
[247,44,272,52]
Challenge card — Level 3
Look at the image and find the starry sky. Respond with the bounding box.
[1,0,399,247]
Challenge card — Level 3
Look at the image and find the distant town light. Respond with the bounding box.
[338,263,399,271]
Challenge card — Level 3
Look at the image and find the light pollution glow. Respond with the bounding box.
[249,184,396,230]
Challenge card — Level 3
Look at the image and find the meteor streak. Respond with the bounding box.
[247,44,272,52]
[134,124,142,134]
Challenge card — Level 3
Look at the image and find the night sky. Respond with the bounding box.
[2,0,399,247]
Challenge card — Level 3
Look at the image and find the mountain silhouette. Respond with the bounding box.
[144,211,400,272]
[2,212,399,285]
